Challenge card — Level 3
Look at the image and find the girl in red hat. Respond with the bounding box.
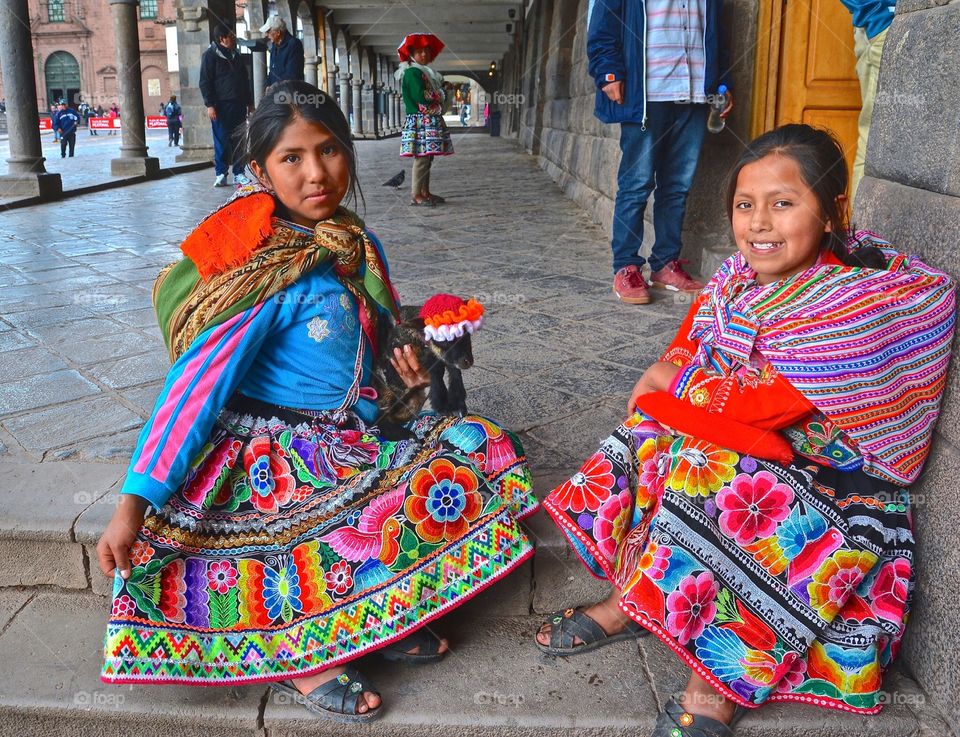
[396,33,453,206]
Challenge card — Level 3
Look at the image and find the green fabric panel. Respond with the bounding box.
[401,66,426,115]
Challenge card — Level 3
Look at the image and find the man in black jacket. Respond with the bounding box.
[259,15,304,89]
[200,22,253,187]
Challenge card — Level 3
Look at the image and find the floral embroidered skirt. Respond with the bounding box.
[400,113,454,157]
[102,395,537,685]
[542,413,913,714]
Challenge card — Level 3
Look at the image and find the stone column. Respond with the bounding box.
[351,78,364,136]
[304,56,319,87]
[338,72,351,125]
[394,92,402,132]
[175,6,215,164]
[327,67,338,95]
[249,31,267,107]
[361,80,375,137]
[108,0,159,177]
[0,0,62,198]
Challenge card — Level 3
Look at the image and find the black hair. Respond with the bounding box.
[212,22,235,42]
[725,124,887,269]
[237,80,363,212]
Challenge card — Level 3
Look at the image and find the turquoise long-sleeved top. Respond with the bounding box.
[121,232,389,510]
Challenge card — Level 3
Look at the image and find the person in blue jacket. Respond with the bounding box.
[840,0,896,201]
[588,0,733,305]
[258,15,305,89]
[55,100,80,158]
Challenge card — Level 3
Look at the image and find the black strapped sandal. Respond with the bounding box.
[379,628,447,664]
[650,694,746,737]
[269,666,382,723]
[536,606,649,657]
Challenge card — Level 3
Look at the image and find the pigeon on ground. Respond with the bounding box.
[382,170,405,188]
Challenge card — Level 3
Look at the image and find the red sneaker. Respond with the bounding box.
[650,260,704,293]
[613,265,651,304]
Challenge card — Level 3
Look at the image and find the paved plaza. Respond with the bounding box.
[0,135,938,735]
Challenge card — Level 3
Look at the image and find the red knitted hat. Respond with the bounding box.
[420,294,484,341]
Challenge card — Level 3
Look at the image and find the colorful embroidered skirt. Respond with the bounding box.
[400,113,454,157]
[102,395,537,684]
[542,413,913,714]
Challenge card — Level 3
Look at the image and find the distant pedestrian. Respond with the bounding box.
[50,103,60,142]
[396,33,453,206]
[200,21,254,187]
[56,100,80,157]
[107,103,119,135]
[164,94,183,147]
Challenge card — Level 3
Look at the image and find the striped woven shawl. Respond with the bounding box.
[690,232,956,484]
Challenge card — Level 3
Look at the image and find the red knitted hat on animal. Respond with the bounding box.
[420,294,484,341]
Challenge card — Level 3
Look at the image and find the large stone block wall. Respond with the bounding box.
[854,0,960,725]
[503,0,758,275]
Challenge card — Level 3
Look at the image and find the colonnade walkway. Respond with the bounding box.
[0,135,937,735]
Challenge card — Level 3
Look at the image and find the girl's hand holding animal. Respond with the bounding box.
[627,361,682,415]
[96,494,150,580]
[391,345,430,389]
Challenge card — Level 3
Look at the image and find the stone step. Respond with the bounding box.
[0,589,938,737]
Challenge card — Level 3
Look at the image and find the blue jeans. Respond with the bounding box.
[611,102,708,273]
[211,100,247,176]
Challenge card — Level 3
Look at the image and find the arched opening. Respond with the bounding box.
[45,51,81,108]
[444,74,487,128]
[296,2,318,86]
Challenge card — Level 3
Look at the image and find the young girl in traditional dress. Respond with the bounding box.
[396,33,453,206]
[96,80,537,723]
[536,124,955,737]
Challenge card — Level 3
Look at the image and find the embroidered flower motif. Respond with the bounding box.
[869,558,911,623]
[307,316,331,343]
[324,559,354,596]
[638,542,672,581]
[207,560,239,595]
[405,458,483,543]
[551,451,615,514]
[808,550,878,620]
[183,437,242,508]
[666,438,738,497]
[635,436,672,508]
[243,436,296,514]
[666,571,719,645]
[262,560,303,621]
[775,654,808,693]
[111,594,136,618]
[593,490,633,561]
[690,387,711,407]
[716,471,795,545]
[129,539,155,567]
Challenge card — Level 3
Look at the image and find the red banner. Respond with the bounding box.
[90,117,121,130]
[39,118,52,131]
[146,115,168,129]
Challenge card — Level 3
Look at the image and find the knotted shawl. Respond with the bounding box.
[689,231,956,484]
[153,186,399,363]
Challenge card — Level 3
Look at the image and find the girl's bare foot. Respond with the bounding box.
[535,588,633,647]
[679,672,738,724]
[289,635,449,713]
[290,665,380,714]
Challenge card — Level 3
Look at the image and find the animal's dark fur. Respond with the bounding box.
[372,305,474,439]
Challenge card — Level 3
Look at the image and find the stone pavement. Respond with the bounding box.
[0,135,943,735]
[0,128,204,204]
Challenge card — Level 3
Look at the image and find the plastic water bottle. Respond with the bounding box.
[707,85,728,134]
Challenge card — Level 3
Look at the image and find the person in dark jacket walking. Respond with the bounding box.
[56,101,80,158]
[589,0,733,305]
[259,15,304,89]
[200,22,254,187]
[164,94,182,146]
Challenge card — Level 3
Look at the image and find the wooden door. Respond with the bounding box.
[751,0,862,181]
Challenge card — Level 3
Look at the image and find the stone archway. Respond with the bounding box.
[44,50,81,108]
